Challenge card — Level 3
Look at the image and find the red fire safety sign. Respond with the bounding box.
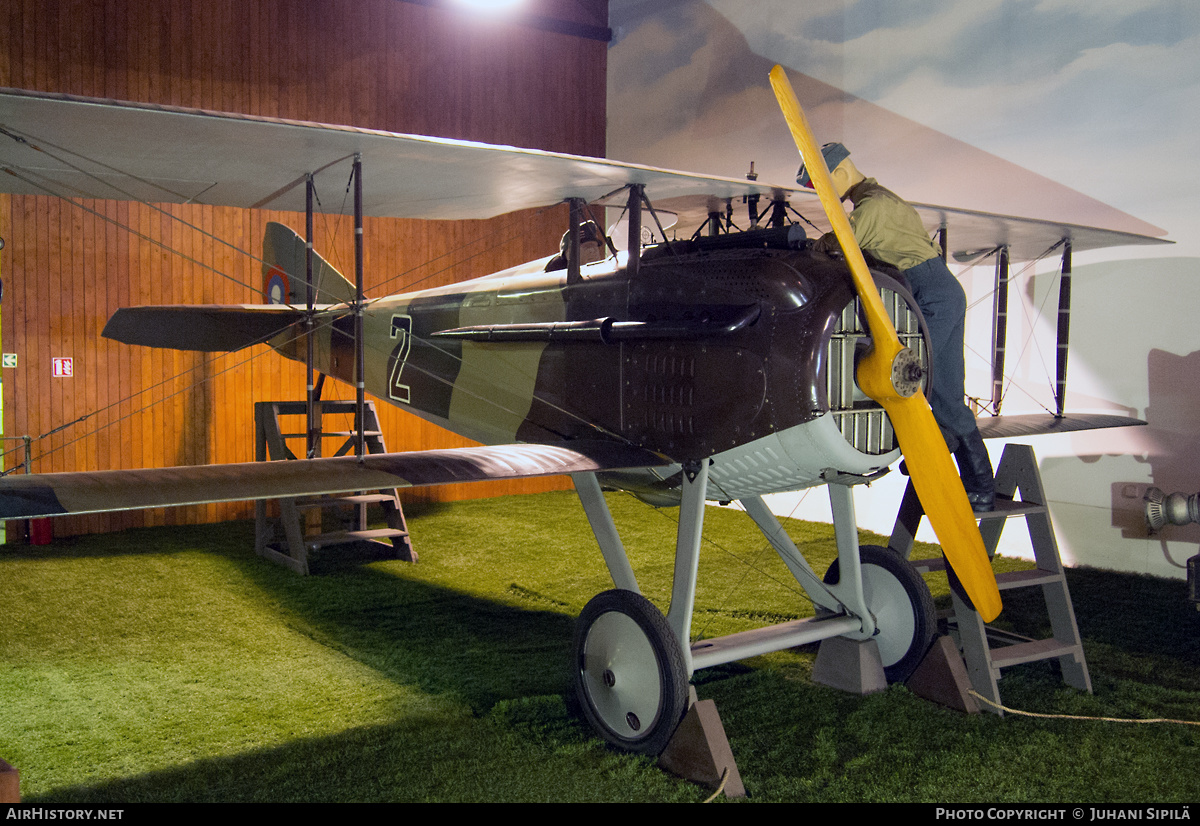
[52,357,73,378]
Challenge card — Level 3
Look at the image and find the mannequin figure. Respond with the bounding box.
[800,143,995,511]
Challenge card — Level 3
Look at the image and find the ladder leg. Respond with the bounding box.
[1004,444,1091,693]
[890,442,1092,709]
[254,404,269,559]
[253,399,413,571]
[888,479,923,559]
[952,588,1003,715]
[280,498,310,574]
[363,402,415,561]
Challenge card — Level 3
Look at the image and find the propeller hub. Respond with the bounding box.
[891,348,924,398]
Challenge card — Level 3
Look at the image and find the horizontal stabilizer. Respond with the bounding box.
[102,305,309,352]
[978,413,1145,440]
[0,442,666,520]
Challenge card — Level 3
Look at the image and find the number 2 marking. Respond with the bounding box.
[388,314,413,404]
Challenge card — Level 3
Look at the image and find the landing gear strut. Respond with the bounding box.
[823,544,936,682]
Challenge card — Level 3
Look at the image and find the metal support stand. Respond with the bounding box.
[255,400,413,574]
[352,155,366,461]
[889,443,1091,714]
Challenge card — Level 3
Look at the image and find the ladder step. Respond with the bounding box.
[270,401,361,414]
[996,568,1064,589]
[257,398,413,571]
[911,556,947,574]
[306,528,409,549]
[978,496,1047,520]
[279,430,384,439]
[886,444,1090,710]
[910,560,1063,592]
[294,493,398,510]
[988,638,1082,669]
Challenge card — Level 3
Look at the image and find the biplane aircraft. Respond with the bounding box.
[0,68,1168,755]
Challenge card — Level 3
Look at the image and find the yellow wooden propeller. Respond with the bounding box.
[769,65,1002,622]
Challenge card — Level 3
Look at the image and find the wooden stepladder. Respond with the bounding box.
[889,442,1091,715]
[254,400,414,574]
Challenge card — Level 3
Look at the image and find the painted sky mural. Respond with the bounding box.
[606,0,1200,578]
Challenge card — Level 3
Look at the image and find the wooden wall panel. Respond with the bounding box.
[0,0,608,536]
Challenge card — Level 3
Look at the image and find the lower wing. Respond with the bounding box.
[978,413,1145,440]
[0,442,665,520]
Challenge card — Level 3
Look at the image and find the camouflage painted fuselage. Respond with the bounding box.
[269,233,902,499]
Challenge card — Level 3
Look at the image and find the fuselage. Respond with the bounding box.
[270,230,919,499]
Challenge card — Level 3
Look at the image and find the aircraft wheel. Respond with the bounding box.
[823,545,936,682]
[572,589,688,756]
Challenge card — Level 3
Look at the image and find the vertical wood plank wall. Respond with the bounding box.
[0,0,609,535]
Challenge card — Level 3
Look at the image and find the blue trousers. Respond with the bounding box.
[902,257,978,442]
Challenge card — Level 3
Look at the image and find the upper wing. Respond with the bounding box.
[909,202,1170,264]
[653,194,1170,264]
[0,87,792,220]
[0,441,666,520]
[1,87,1169,258]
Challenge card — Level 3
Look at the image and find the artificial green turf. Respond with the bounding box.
[1,490,1198,802]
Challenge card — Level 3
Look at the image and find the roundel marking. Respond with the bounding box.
[265,267,289,305]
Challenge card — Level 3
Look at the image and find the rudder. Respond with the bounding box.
[263,222,357,306]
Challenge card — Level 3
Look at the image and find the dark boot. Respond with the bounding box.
[954,428,995,512]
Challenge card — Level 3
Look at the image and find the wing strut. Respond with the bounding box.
[626,184,642,279]
[1054,241,1072,418]
[567,198,584,285]
[769,65,1001,621]
[990,246,1010,415]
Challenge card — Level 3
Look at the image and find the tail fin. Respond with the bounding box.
[262,222,357,306]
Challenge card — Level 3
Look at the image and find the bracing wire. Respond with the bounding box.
[957,241,1067,416]
[0,127,352,307]
[0,167,627,473]
[628,483,826,645]
[998,253,1066,410]
[7,129,993,629]
[2,123,479,312]
[692,489,824,642]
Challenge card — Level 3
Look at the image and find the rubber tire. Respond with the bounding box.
[572,589,689,756]
[823,545,936,683]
